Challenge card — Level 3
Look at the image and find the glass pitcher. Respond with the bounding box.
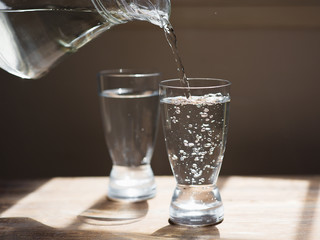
[0,0,171,79]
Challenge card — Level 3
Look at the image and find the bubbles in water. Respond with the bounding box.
[191,169,203,178]
[204,164,215,170]
[200,112,208,118]
[172,154,178,161]
[161,92,230,185]
[171,116,178,123]
[204,143,212,148]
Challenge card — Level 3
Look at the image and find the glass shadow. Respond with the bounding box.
[152,224,220,239]
[78,197,149,226]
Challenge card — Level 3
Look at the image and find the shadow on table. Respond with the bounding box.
[264,176,320,240]
[0,217,151,240]
[294,176,320,240]
[152,224,220,239]
[0,179,48,215]
[0,217,223,240]
[76,196,149,226]
[237,175,320,240]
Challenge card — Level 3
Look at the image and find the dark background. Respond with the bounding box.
[1,1,320,178]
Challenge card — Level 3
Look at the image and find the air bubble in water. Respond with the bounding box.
[193,169,203,178]
[172,154,178,160]
[201,112,208,118]
[171,116,178,123]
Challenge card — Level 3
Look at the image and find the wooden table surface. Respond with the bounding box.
[0,176,319,240]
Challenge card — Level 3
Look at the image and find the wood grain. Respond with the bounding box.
[0,176,319,240]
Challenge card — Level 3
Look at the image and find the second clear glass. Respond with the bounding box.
[160,78,231,226]
[98,69,161,202]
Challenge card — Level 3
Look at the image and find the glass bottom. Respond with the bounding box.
[108,165,156,202]
[169,184,224,227]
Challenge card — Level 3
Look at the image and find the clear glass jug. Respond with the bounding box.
[0,0,170,79]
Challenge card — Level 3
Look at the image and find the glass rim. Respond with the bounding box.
[159,78,231,89]
[99,69,161,78]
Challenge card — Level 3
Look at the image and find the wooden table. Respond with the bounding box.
[0,176,319,240]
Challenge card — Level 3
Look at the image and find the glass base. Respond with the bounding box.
[108,165,156,202]
[169,184,224,226]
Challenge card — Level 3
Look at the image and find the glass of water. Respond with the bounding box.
[160,78,231,226]
[98,69,161,202]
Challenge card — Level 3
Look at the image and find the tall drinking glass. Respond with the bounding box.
[98,69,161,202]
[160,78,231,226]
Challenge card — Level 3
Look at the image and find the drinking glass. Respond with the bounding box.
[98,69,161,202]
[160,78,231,226]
